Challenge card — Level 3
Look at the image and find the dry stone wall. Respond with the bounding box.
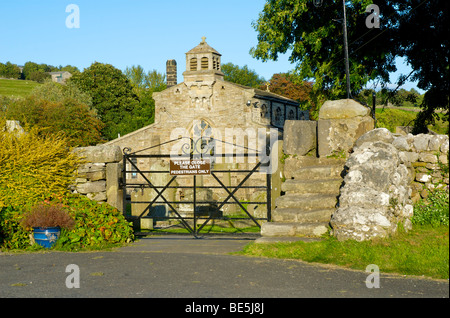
[71,145,123,211]
[331,128,449,241]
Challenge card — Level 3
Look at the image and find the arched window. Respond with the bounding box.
[190,58,197,71]
[260,104,268,118]
[191,120,214,157]
[288,109,295,120]
[275,107,282,123]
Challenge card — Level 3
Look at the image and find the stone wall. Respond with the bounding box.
[71,145,123,211]
[330,128,449,241]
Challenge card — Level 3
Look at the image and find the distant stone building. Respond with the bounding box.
[48,71,72,84]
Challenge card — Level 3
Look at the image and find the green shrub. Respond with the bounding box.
[0,205,31,249]
[0,121,81,208]
[412,188,449,227]
[55,194,134,250]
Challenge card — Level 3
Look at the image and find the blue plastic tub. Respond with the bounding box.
[33,227,61,249]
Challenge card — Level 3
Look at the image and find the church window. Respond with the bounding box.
[275,107,282,123]
[191,120,214,157]
[201,57,209,70]
[260,104,268,118]
[190,58,197,71]
[288,109,295,120]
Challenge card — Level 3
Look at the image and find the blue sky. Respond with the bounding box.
[1,0,423,92]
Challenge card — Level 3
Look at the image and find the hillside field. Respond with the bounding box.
[0,79,41,97]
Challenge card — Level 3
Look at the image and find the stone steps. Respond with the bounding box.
[257,160,345,243]
[281,178,343,195]
[271,208,334,223]
[291,165,344,180]
[275,193,338,211]
[261,222,329,238]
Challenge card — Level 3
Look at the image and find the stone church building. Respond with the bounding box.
[105,38,307,155]
[104,38,308,219]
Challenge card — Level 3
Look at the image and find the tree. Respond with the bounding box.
[30,79,93,108]
[0,62,21,79]
[124,66,167,129]
[60,65,80,74]
[69,62,140,140]
[261,73,313,110]
[221,62,266,88]
[252,0,448,130]
[251,1,398,99]
[28,71,51,83]
[3,95,104,147]
[397,0,449,133]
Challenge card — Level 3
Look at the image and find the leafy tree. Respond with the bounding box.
[221,62,266,88]
[30,79,92,107]
[261,73,313,110]
[124,66,167,129]
[398,0,449,133]
[252,0,448,131]
[28,71,51,83]
[0,62,21,79]
[22,62,51,80]
[69,62,140,140]
[60,65,80,74]
[251,0,394,99]
[2,95,104,147]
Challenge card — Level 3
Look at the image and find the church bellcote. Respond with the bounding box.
[183,37,224,83]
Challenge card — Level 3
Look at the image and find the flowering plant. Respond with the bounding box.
[21,202,75,230]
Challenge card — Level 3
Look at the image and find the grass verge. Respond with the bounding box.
[239,225,449,280]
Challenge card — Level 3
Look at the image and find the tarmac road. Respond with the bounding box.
[1,235,448,301]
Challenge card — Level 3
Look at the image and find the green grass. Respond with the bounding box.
[239,225,449,280]
[0,79,40,97]
[375,108,449,135]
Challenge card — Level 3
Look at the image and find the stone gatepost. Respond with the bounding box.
[72,145,123,211]
[317,99,374,158]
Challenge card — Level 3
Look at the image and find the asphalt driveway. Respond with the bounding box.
[1,235,448,300]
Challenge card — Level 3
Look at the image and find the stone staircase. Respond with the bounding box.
[258,158,346,243]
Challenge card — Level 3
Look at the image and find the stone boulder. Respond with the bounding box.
[317,99,374,158]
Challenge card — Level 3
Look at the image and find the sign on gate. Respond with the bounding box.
[170,159,211,176]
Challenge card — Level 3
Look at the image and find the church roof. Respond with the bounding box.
[186,37,221,56]
[226,81,299,106]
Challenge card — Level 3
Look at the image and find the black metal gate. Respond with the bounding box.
[120,138,271,238]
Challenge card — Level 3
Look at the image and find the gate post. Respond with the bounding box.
[106,161,123,212]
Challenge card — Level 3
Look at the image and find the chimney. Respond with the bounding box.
[166,59,177,88]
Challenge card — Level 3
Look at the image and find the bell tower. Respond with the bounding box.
[183,37,224,83]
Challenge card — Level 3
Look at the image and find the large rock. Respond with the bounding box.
[317,99,374,158]
[319,99,371,119]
